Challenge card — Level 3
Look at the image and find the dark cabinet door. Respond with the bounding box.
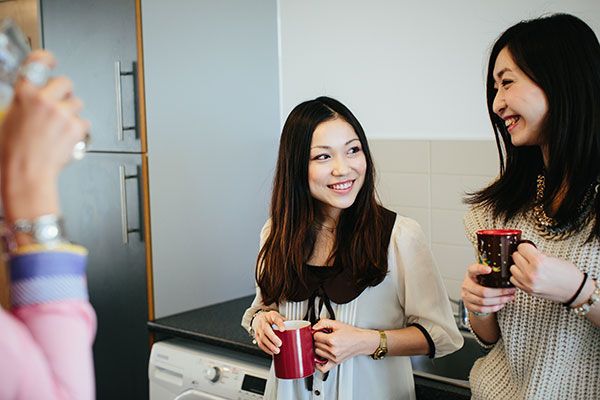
[40,0,141,152]
[59,154,149,400]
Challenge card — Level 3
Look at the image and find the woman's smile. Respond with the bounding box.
[328,179,355,193]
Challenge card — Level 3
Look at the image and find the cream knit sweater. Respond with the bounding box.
[464,206,600,400]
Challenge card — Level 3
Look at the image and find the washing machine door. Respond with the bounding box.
[174,389,226,400]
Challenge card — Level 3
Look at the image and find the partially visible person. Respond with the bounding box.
[242,96,462,399]
[461,14,600,399]
[0,50,94,400]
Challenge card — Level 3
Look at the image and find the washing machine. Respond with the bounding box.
[149,338,271,400]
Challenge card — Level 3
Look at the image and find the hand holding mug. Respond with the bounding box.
[511,242,585,303]
[251,309,286,356]
[312,319,375,374]
[272,320,328,379]
[461,263,517,315]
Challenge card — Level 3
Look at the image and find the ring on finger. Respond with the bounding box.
[18,61,49,86]
[72,132,90,161]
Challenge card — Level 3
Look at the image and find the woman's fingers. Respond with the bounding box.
[256,328,280,355]
[314,347,336,365]
[261,325,282,349]
[23,49,56,68]
[253,311,287,356]
[467,263,492,279]
[60,95,84,115]
[267,311,286,332]
[315,360,335,374]
[462,265,516,313]
[40,76,74,103]
[257,339,279,356]
[462,290,514,306]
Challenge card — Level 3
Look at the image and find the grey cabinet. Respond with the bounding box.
[59,153,149,400]
[41,0,140,152]
[41,1,149,398]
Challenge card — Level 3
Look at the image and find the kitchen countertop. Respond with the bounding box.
[148,295,470,400]
[148,295,265,359]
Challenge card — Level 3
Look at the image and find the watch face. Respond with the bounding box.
[373,349,386,359]
[37,224,60,241]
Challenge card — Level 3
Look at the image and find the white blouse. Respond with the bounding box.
[242,215,463,400]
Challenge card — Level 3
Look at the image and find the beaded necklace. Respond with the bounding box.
[532,174,599,239]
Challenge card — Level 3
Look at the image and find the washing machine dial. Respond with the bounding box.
[204,366,221,383]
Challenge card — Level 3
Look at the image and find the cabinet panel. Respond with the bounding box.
[59,153,149,400]
[41,0,140,152]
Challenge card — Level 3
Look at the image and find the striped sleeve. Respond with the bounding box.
[9,244,89,308]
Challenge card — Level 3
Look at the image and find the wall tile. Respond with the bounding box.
[377,172,429,208]
[431,209,470,246]
[431,174,493,211]
[370,140,429,173]
[386,205,430,243]
[431,141,498,176]
[432,243,475,281]
[443,278,464,311]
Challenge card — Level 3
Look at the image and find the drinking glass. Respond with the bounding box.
[0,18,88,160]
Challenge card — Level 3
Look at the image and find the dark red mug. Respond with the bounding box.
[476,229,535,288]
[273,320,328,379]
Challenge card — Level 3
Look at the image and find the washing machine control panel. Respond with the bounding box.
[203,366,221,383]
[149,339,270,400]
[198,359,267,399]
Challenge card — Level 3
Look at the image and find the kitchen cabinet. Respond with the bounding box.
[41,0,151,399]
[59,153,150,400]
[41,0,140,152]
[41,0,279,398]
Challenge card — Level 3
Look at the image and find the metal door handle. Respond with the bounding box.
[114,61,139,141]
[119,165,143,244]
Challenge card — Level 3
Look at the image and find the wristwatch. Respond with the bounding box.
[371,330,388,360]
[12,214,68,246]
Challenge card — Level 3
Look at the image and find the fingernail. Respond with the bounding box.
[274,348,280,354]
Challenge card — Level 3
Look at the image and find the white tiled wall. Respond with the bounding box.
[370,140,498,302]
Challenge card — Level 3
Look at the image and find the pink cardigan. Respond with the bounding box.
[0,245,96,400]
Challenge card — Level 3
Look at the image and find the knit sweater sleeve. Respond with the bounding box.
[464,206,502,349]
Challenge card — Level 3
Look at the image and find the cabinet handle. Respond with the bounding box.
[119,165,143,244]
[114,61,138,141]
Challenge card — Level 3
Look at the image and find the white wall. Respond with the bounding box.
[370,139,497,304]
[279,0,600,139]
[143,0,280,317]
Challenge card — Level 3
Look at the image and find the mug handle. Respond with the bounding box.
[311,327,332,365]
[517,239,536,248]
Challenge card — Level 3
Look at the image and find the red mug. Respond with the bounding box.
[273,320,328,379]
[476,229,535,288]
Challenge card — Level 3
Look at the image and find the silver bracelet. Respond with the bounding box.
[471,310,491,317]
[573,279,600,317]
[248,309,269,344]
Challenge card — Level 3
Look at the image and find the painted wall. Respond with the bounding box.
[279,0,600,139]
[143,0,280,317]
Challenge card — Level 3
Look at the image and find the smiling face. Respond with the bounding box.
[492,47,549,147]
[308,117,367,223]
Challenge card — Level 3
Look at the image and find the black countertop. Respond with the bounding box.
[148,295,267,359]
[148,295,470,400]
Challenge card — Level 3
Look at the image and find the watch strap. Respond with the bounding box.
[371,330,388,360]
[12,214,67,246]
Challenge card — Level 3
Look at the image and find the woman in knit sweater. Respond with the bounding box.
[461,14,600,399]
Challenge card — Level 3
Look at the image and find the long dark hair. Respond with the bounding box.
[257,96,388,305]
[466,13,600,238]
